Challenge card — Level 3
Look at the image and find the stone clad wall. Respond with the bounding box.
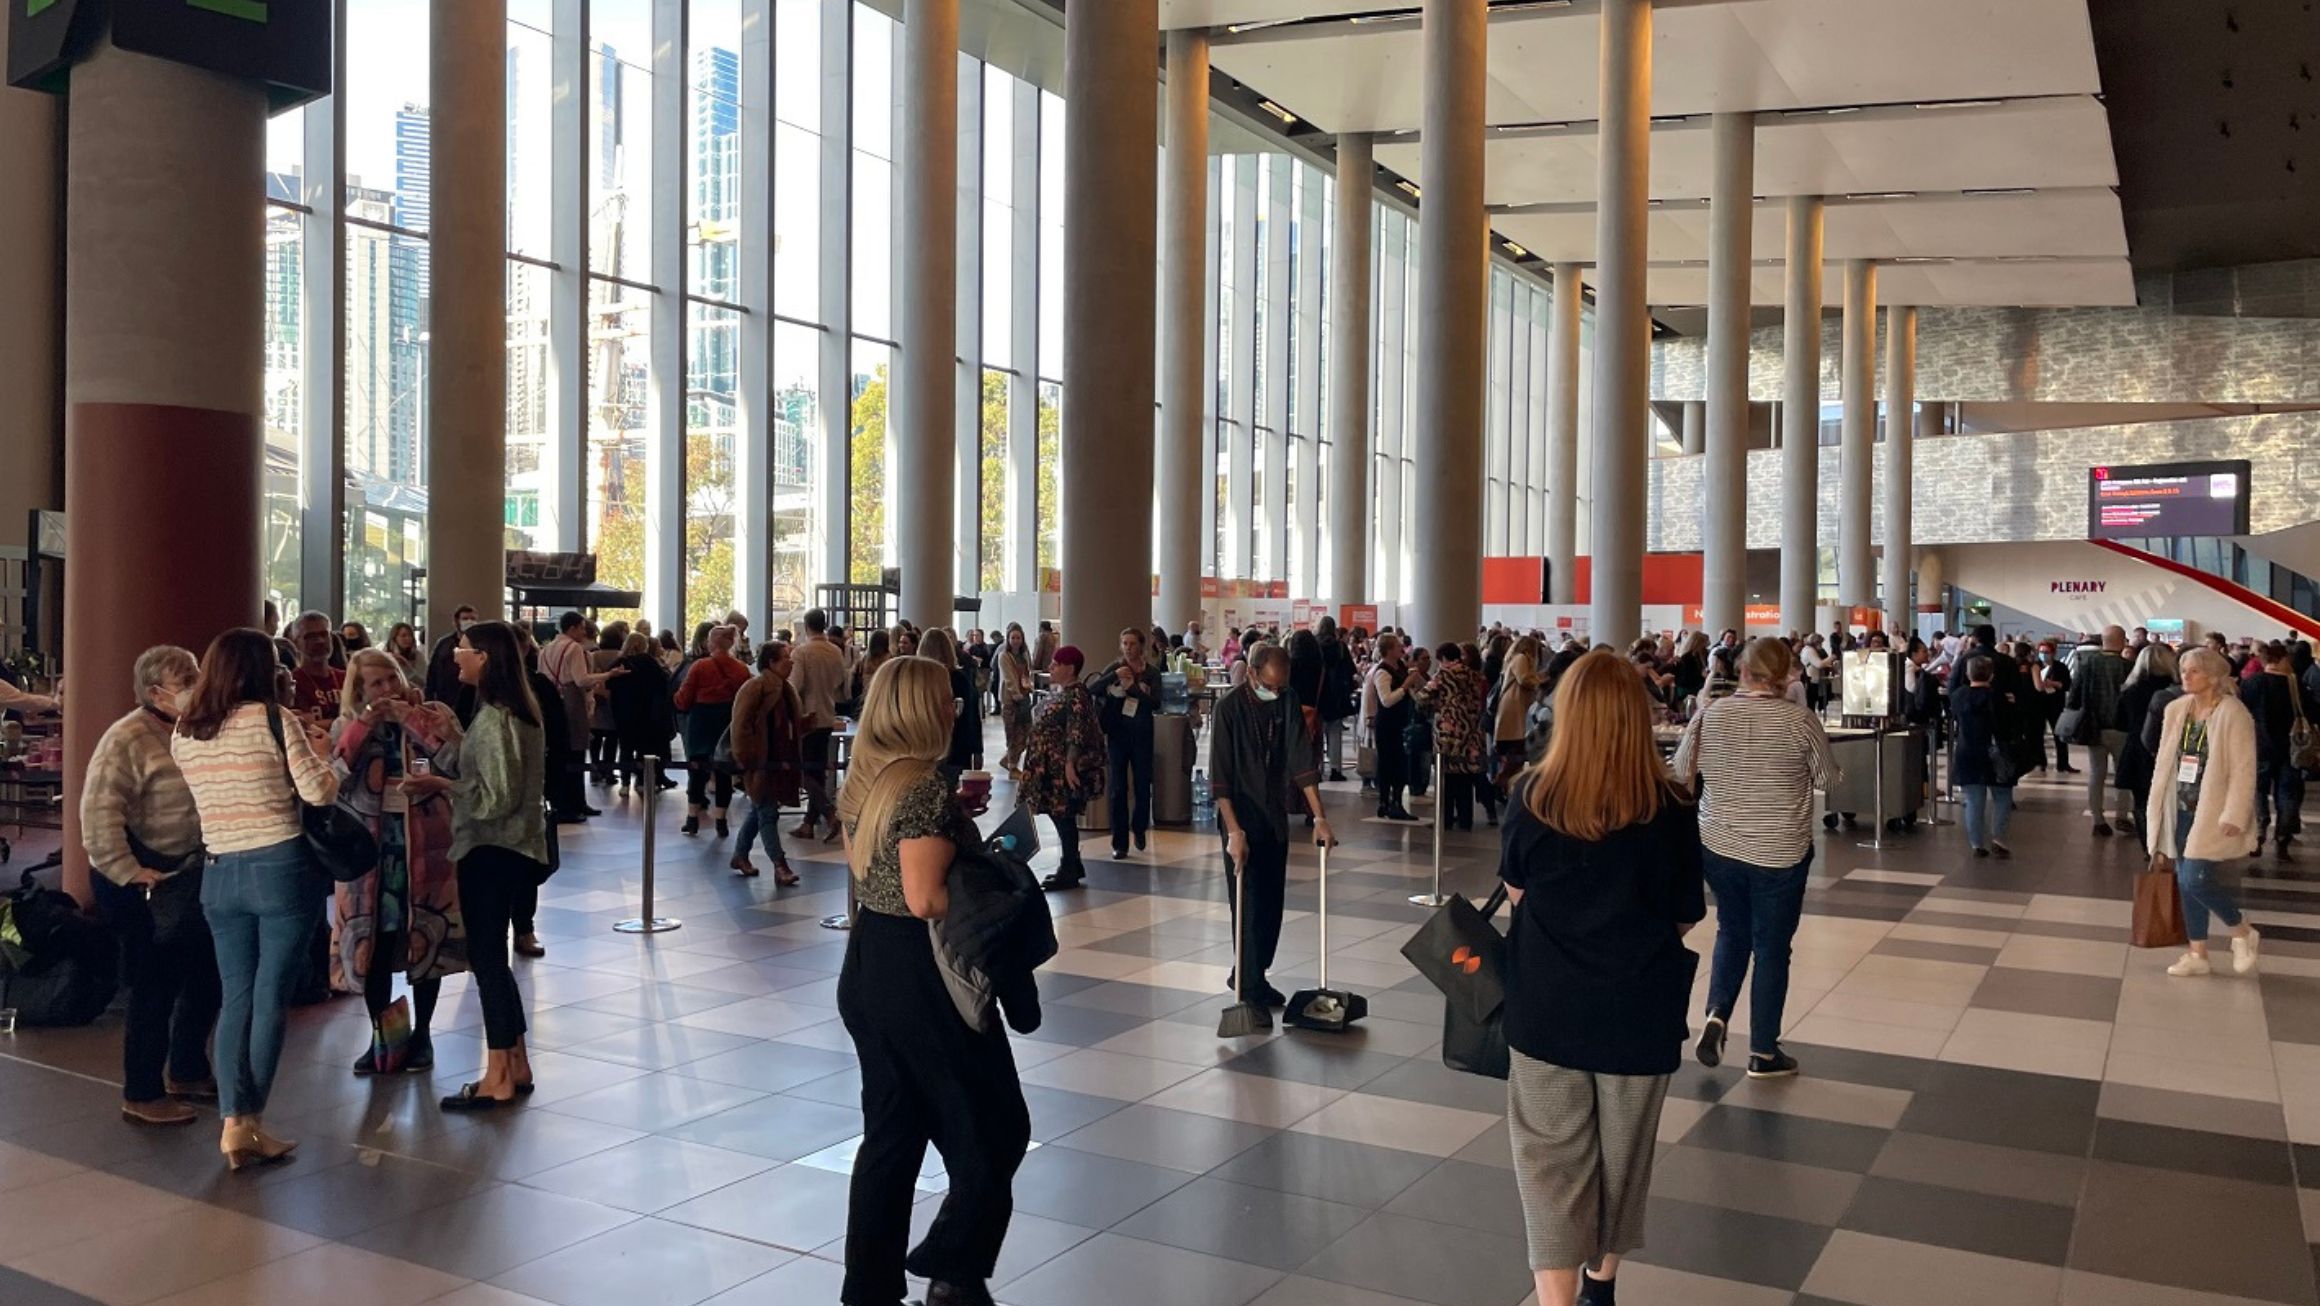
[1645,409,2320,553]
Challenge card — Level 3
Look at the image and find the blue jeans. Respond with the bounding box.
[2256,762,2304,844]
[1701,847,1812,1057]
[2174,806,2246,941]
[202,838,326,1118]
[1961,784,2015,850]
[735,797,788,864]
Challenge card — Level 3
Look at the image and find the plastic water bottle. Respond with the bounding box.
[1191,768,1215,831]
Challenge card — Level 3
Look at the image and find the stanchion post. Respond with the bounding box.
[1924,723,1955,826]
[615,756,682,934]
[1857,726,1888,851]
[1410,752,1448,908]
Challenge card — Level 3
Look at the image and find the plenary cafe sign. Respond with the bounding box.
[2050,580,2109,602]
[11,0,331,109]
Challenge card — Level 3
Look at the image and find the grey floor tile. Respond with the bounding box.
[387,1106,645,1181]
[1839,1175,2076,1266]
[1017,1001,1163,1049]
[1897,1082,2099,1157]
[1355,1057,1511,1115]
[669,1040,859,1093]
[1208,1131,1442,1209]
[1647,1144,1864,1227]
[542,1071,770,1131]
[2093,1118,2298,1187]
[660,1094,865,1161]
[1053,981,1216,1018]
[1875,937,2005,965]
[782,1064,864,1107]
[1115,1175,1371,1271]
[1247,1275,1433,1306]
[2261,975,2320,1046]
[1000,1232,1284,1306]
[893,1205,1102,1288]
[346,1182,638,1280]
[1295,1210,1535,1306]
[522,1134,779,1213]
[1218,1037,1407,1091]
[491,1215,795,1306]
[1372,1155,1525,1240]
[2100,1082,2290,1143]
[1629,1196,1836,1291]
[1451,1118,1515,1170]
[1777,1043,1941,1093]
[700,1252,840,1304]
[657,1161,856,1252]
[209,1151,494,1239]
[1018,1084,1130,1143]
[1970,966,2124,1022]
[1011,1143,1196,1228]
[1051,1104,1278,1174]
[1679,1105,1891,1173]
[1869,1131,2090,1207]
[2071,1160,2320,1305]
[0,1267,102,1306]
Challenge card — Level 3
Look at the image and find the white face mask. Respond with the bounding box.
[168,689,193,716]
[456,618,476,633]
[1252,684,1279,703]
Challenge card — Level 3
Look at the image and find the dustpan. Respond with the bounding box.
[1286,842,1367,1033]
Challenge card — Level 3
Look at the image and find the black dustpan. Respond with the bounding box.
[1286,842,1367,1033]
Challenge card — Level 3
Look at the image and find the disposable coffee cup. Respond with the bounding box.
[960,770,992,804]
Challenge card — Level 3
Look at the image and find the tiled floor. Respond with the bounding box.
[4,752,2320,1305]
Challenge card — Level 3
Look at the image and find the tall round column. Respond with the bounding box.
[1882,304,1917,634]
[1327,133,1374,606]
[1059,0,1157,651]
[1156,30,1208,630]
[428,0,508,632]
[0,22,60,584]
[1679,402,1704,455]
[1409,0,1487,648]
[1915,544,1945,628]
[1701,112,1753,637]
[896,0,959,627]
[1586,0,1652,647]
[1779,196,1824,635]
[1544,262,1582,604]
[1837,257,1877,614]
[63,43,266,900]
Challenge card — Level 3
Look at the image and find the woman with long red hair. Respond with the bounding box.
[1498,650,1705,1306]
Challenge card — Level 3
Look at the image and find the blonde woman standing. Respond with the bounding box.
[836,657,1029,1306]
[2147,647,2262,977]
[995,624,1036,776]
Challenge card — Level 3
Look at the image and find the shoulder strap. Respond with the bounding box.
[262,702,303,802]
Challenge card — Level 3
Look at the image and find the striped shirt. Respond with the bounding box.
[1670,692,1841,865]
[170,703,342,855]
[80,708,202,885]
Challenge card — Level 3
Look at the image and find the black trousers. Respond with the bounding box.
[546,746,586,815]
[838,910,1030,1303]
[456,847,535,1050]
[1106,727,1155,853]
[1374,725,1408,808]
[1224,832,1289,992]
[96,878,221,1103]
[687,763,734,812]
[362,930,441,1037]
[1049,804,1083,872]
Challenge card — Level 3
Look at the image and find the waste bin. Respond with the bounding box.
[1153,713,1194,826]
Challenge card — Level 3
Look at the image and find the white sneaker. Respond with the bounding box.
[2232,928,2261,975]
[2166,952,2212,977]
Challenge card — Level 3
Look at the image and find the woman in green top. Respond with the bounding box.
[441,621,549,1111]
[835,656,1029,1306]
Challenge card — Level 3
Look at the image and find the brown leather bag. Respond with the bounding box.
[2132,856,2188,949]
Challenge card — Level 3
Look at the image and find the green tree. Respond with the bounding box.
[849,364,889,585]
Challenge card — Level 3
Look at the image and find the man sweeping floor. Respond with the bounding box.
[1213,641,1333,1015]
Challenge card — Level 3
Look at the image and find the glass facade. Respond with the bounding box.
[260,0,1578,631]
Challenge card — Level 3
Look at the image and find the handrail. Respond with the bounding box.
[2088,538,2320,642]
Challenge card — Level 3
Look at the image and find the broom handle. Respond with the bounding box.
[1231,832,1247,1004]
[1316,841,1330,990]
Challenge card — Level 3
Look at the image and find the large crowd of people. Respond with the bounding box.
[14,595,2306,1306]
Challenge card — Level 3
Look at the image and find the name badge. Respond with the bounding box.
[1123,697,1140,719]
[2176,755,2202,787]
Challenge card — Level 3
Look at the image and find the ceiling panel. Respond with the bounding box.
[1208,0,2100,134]
[1494,190,2128,264]
[1373,97,2118,205]
[1631,259,2138,308]
[1160,0,1385,30]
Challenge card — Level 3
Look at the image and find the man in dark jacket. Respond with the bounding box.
[2241,641,2311,858]
[425,605,481,718]
[1095,627,1164,859]
[1317,616,1358,781]
[1211,642,1332,1010]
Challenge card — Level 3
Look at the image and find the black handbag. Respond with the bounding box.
[124,828,207,943]
[264,705,379,883]
[1400,884,1512,1080]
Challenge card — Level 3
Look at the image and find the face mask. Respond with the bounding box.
[457,618,476,633]
[1252,684,1279,703]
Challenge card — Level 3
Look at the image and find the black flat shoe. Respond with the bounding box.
[405,1038,434,1073]
[681,815,700,836]
[1040,872,1085,892]
[353,1048,378,1077]
[715,817,730,839]
[1111,848,1129,860]
[1696,1015,1726,1069]
[441,1083,518,1112]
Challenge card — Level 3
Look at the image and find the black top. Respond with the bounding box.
[1208,682,1320,846]
[1319,640,1358,722]
[1949,684,2009,787]
[1498,793,1706,1076]
[1093,659,1163,737]
[948,666,985,769]
[2239,672,2308,765]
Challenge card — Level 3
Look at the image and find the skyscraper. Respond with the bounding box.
[690,45,741,417]
[597,46,623,190]
[389,104,431,486]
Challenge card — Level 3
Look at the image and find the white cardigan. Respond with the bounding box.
[2145,692,2260,861]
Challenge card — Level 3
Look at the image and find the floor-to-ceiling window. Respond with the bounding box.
[263,110,306,617]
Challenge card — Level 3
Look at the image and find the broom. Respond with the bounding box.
[1217,831,1271,1037]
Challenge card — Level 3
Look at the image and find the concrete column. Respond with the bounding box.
[894,0,958,626]
[1544,262,1582,604]
[1882,304,1917,634]
[1409,0,1488,647]
[1586,0,1651,647]
[429,0,509,632]
[1679,401,1704,455]
[1837,257,1876,613]
[645,0,685,630]
[1336,135,1364,607]
[1059,0,1157,650]
[1156,30,1209,629]
[0,19,61,637]
[1701,111,1752,638]
[63,43,266,901]
[1778,196,1823,634]
[1914,545,1945,625]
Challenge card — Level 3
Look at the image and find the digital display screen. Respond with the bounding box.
[2088,460,2252,539]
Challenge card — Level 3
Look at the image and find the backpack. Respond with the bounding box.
[0,862,119,1027]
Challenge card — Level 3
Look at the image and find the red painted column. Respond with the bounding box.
[60,42,266,902]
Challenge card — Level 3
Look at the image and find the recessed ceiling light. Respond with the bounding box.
[1224,18,1295,34]
[1914,99,2001,110]
[1504,241,1530,258]
[1961,187,2036,197]
[1256,99,1298,125]
[1397,180,1422,198]
[1845,191,1918,201]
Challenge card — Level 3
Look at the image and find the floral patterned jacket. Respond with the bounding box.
[1017,682,1107,816]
